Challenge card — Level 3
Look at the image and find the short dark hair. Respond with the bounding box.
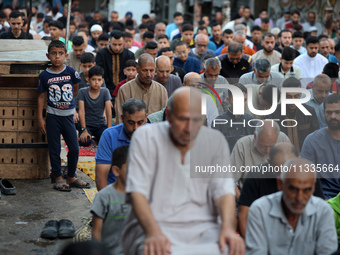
[43,16,53,24]
[78,22,88,30]
[88,65,104,79]
[145,41,157,50]
[123,32,133,39]
[175,41,188,49]
[223,29,233,35]
[324,94,340,110]
[278,29,292,38]
[251,26,261,33]
[211,23,221,28]
[282,77,301,88]
[173,12,182,18]
[281,47,296,61]
[157,34,169,41]
[98,33,109,41]
[109,21,124,31]
[72,36,84,46]
[197,26,208,32]
[323,63,339,78]
[262,84,280,105]
[48,40,66,53]
[111,145,129,169]
[125,26,135,31]
[335,43,340,53]
[125,59,137,68]
[80,52,95,64]
[139,23,148,30]
[143,30,154,39]
[9,10,22,19]
[37,12,44,19]
[306,36,319,46]
[122,98,148,115]
[52,7,59,16]
[159,47,173,55]
[229,83,247,98]
[182,24,194,32]
[291,10,300,16]
[292,31,303,39]
[259,8,268,14]
[49,20,63,30]
[261,17,269,24]
[0,11,6,19]
[262,32,275,40]
[110,30,123,39]
[142,14,150,19]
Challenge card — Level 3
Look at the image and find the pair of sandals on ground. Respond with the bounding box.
[52,174,91,191]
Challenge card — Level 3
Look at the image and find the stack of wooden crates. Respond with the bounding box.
[0,40,50,179]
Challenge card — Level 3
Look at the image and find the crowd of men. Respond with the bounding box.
[3,2,340,255]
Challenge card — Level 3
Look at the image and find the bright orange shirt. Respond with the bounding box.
[220,45,256,56]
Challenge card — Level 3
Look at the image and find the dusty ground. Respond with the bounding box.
[0,145,96,255]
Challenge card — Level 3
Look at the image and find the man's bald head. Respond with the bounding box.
[268,142,297,175]
[195,34,209,56]
[166,87,204,148]
[155,55,172,84]
[138,53,155,67]
[277,157,316,215]
[312,74,331,103]
[254,120,280,156]
[183,72,202,87]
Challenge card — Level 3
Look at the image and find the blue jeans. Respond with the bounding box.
[46,114,79,178]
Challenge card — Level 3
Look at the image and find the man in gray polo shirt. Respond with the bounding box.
[246,157,337,255]
[154,55,182,97]
[239,59,284,87]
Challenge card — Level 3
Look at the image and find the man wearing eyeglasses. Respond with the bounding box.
[219,41,254,84]
[189,34,215,64]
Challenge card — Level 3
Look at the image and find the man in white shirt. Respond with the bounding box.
[294,36,328,88]
[252,33,281,66]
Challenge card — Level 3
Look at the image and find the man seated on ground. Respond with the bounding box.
[301,94,340,199]
[231,120,290,198]
[266,77,319,152]
[121,87,244,255]
[271,46,302,80]
[66,36,88,73]
[189,34,215,64]
[239,59,284,87]
[251,33,281,66]
[238,142,324,238]
[173,41,201,73]
[95,98,147,191]
[200,57,229,114]
[246,157,337,255]
[219,41,254,84]
[212,83,255,152]
[115,54,168,124]
[154,55,182,97]
[159,47,186,82]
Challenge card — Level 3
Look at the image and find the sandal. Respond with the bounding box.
[68,179,91,189]
[53,181,72,192]
[58,219,75,238]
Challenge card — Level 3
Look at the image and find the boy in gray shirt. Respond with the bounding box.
[91,145,131,255]
[78,66,112,146]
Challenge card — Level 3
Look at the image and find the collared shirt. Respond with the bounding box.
[173,56,201,73]
[271,63,302,80]
[300,128,340,199]
[246,192,337,255]
[95,123,131,184]
[189,48,216,64]
[116,76,168,124]
[212,110,255,152]
[230,132,290,186]
[239,71,284,87]
[304,90,327,128]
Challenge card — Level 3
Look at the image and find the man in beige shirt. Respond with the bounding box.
[251,33,281,66]
[115,53,168,124]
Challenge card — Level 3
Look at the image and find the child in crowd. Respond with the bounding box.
[291,31,307,54]
[123,32,138,53]
[48,20,73,51]
[91,145,131,255]
[112,59,138,113]
[157,34,170,50]
[78,66,112,146]
[37,40,90,191]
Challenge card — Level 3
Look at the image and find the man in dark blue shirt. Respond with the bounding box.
[0,10,33,39]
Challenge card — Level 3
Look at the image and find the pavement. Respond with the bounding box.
[0,143,96,255]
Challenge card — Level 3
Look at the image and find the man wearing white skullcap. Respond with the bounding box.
[90,24,103,49]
